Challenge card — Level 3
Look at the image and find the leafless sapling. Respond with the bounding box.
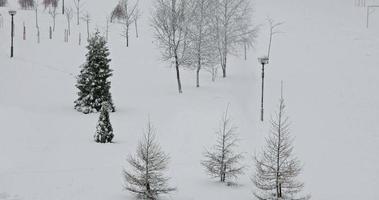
[212,0,257,78]
[48,5,58,31]
[81,12,91,39]
[118,0,137,47]
[74,0,83,25]
[253,85,310,200]
[151,0,192,94]
[202,105,244,184]
[267,18,283,59]
[65,7,73,35]
[123,119,176,200]
[133,0,141,38]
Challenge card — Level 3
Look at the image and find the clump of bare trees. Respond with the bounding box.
[151,0,191,94]
[152,0,257,93]
[202,105,244,184]
[110,0,139,47]
[19,0,35,9]
[64,7,73,35]
[0,0,7,7]
[43,0,58,9]
[213,0,257,78]
[187,0,218,87]
[123,119,176,200]
[253,88,310,200]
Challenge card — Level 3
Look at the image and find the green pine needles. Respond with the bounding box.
[75,31,115,114]
[94,102,114,143]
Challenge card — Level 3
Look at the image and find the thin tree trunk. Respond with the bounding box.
[86,20,89,39]
[196,65,200,88]
[126,25,129,47]
[175,55,182,94]
[23,23,26,40]
[62,0,65,14]
[244,43,247,60]
[135,19,138,38]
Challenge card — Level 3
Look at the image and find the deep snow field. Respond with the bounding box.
[0,0,379,199]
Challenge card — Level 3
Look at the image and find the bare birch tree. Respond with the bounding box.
[133,0,141,38]
[152,0,191,94]
[34,0,41,43]
[213,0,257,78]
[118,0,137,47]
[74,0,83,25]
[253,87,310,200]
[65,7,73,35]
[187,0,218,87]
[81,12,91,39]
[48,5,58,31]
[123,119,176,200]
[202,105,244,183]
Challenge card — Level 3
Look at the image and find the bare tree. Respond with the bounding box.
[267,18,283,59]
[152,0,192,94]
[74,0,83,25]
[34,0,40,43]
[253,85,310,200]
[187,0,218,87]
[19,0,35,9]
[61,0,64,14]
[65,7,73,35]
[118,0,137,47]
[48,5,58,31]
[133,0,141,38]
[81,12,91,39]
[212,0,257,78]
[123,119,176,200]
[202,105,244,183]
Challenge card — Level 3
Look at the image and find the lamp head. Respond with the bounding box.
[258,56,269,65]
[8,10,17,16]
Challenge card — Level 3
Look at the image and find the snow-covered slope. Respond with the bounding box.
[0,0,378,199]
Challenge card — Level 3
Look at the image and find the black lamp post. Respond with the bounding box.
[9,10,16,58]
[258,56,269,122]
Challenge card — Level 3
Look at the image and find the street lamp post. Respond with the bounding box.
[258,56,269,122]
[9,10,17,58]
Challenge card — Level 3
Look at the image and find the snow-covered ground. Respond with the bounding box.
[0,0,379,199]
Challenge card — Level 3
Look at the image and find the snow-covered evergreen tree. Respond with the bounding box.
[74,31,115,114]
[123,119,176,200]
[253,90,310,200]
[202,105,244,183]
[94,102,114,143]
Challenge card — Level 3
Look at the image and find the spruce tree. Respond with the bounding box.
[74,31,115,114]
[123,119,176,199]
[94,102,114,143]
[201,105,244,184]
[253,88,310,200]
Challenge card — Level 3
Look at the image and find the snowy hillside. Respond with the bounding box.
[0,0,379,200]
